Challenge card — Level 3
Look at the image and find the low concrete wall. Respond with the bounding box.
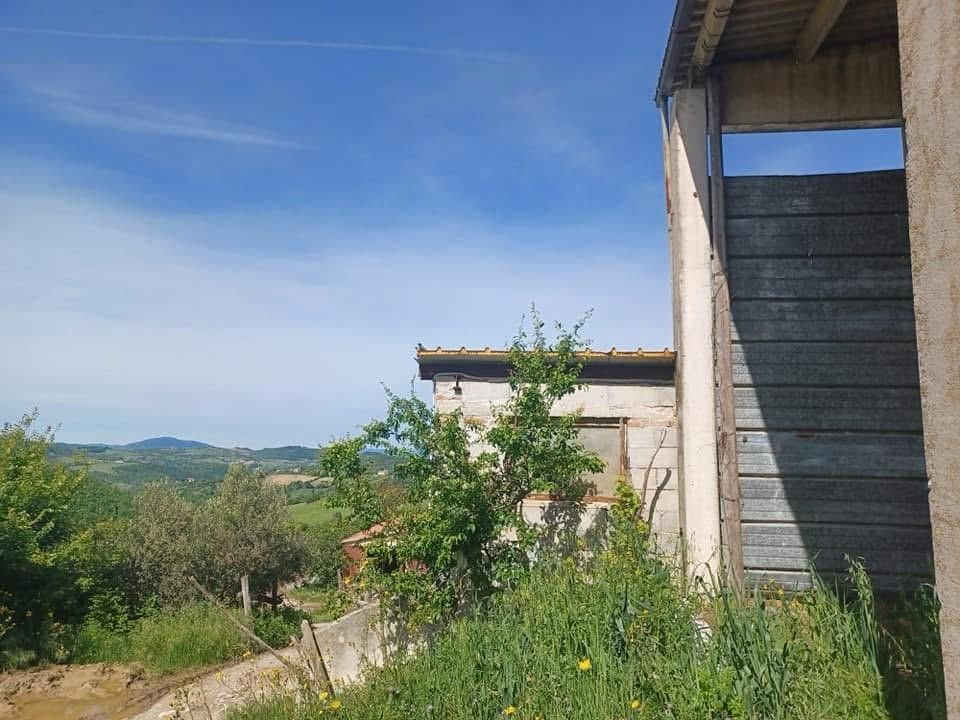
[310,603,385,687]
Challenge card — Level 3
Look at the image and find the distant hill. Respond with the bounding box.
[250,445,318,462]
[47,439,392,503]
[123,437,214,450]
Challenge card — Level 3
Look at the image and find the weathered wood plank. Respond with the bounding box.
[726,215,909,257]
[745,569,912,592]
[742,522,933,555]
[740,476,930,525]
[725,171,907,217]
[741,474,930,524]
[736,431,926,478]
[743,548,931,576]
[709,75,744,593]
[728,257,914,299]
[733,387,923,432]
[741,498,931,525]
[730,299,918,342]
[731,341,920,387]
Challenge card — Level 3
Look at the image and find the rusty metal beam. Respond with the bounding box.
[795,0,850,62]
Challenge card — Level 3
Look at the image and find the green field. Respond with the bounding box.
[49,441,392,503]
[288,499,353,526]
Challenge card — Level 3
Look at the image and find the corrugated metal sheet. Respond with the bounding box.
[657,0,899,101]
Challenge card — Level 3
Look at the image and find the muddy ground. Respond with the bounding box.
[0,662,166,720]
[0,647,302,720]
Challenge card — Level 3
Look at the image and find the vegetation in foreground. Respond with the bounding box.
[229,311,945,720]
[228,508,946,720]
[72,602,308,675]
[0,413,364,671]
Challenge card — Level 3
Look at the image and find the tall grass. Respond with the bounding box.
[228,527,945,720]
[72,603,306,675]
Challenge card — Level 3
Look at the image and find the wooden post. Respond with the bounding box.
[300,619,334,695]
[240,575,252,617]
[707,75,744,593]
[187,576,299,674]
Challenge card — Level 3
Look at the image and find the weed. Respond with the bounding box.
[226,520,946,720]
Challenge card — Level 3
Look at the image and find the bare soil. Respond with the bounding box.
[0,648,302,720]
[0,662,166,720]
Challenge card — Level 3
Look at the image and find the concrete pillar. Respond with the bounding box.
[665,87,722,578]
[897,1,960,714]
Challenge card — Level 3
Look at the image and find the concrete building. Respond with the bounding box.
[416,347,681,548]
[656,0,958,712]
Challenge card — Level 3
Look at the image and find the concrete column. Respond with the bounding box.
[897,1,960,715]
[665,87,722,578]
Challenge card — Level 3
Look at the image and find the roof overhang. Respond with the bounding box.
[416,347,676,383]
[656,0,901,106]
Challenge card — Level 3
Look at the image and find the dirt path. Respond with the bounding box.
[129,646,303,720]
[0,646,309,720]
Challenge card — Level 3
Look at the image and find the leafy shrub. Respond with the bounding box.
[126,465,311,605]
[0,412,101,667]
[252,606,309,649]
[322,311,603,625]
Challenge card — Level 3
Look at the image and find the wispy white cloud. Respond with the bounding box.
[13,83,297,147]
[0,166,671,447]
[0,26,520,64]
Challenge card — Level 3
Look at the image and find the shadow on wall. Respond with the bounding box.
[724,169,933,591]
[530,499,612,558]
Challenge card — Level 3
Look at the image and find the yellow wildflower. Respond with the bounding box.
[242,650,253,659]
[503,705,517,715]
[319,690,330,700]
[329,699,342,710]
[631,699,642,710]
[577,657,592,671]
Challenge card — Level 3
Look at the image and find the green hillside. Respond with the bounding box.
[49,441,393,502]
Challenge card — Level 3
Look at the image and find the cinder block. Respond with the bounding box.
[656,386,677,407]
[647,488,678,514]
[628,427,662,449]
[660,428,678,448]
[650,447,678,469]
[651,510,680,535]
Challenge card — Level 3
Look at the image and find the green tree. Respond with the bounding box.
[0,412,88,661]
[204,464,310,602]
[126,482,207,605]
[322,311,603,624]
[128,466,311,606]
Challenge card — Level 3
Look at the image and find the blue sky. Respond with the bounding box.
[0,2,905,448]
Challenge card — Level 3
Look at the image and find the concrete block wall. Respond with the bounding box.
[628,424,680,544]
[433,378,680,548]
